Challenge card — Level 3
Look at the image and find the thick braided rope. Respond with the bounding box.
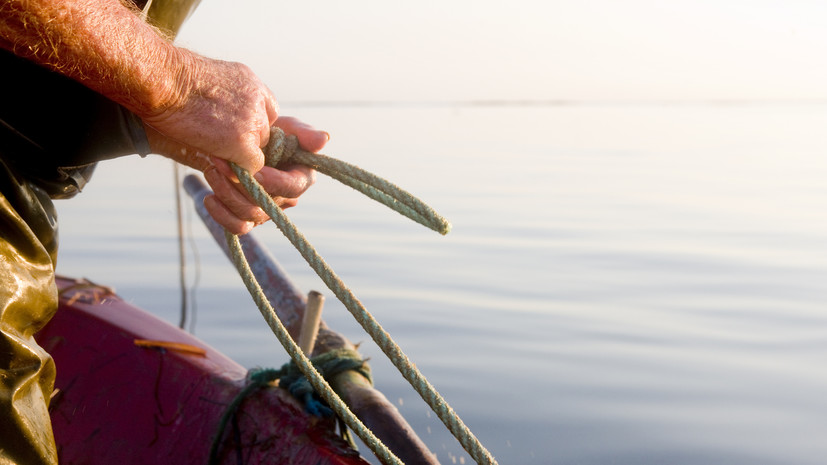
[265,128,451,235]
[224,230,403,465]
[228,135,498,464]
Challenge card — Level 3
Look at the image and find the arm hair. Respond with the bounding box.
[0,0,193,117]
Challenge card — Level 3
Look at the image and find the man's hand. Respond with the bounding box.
[141,53,279,175]
[146,116,329,234]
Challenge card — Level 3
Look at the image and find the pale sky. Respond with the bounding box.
[177,0,827,103]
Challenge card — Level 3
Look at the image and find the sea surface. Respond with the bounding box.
[55,103,827,465]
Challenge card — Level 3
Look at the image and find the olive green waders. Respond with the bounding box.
[0,161,60,464]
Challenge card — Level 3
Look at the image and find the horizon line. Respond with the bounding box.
[283,98,827,108]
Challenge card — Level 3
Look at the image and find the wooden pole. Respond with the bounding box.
[299,291,324,354]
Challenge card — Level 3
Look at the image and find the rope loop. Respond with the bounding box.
[262,127,452,235]
[263,127,299,168]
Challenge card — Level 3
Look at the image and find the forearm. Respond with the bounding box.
[0,0,189,117]
[2,0,285,179]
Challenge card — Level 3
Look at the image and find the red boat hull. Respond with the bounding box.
[35,277,370,465]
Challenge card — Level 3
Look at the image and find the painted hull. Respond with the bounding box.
[35,277,370,465]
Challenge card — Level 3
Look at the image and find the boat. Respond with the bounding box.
[37,275,370,465]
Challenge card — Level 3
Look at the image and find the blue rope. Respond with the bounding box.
[272,348,372,417]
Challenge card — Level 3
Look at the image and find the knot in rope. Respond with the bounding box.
[271,348,372,417]
[263,127,300,168]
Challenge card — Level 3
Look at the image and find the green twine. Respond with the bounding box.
[207,368,278,465]
[275,348,372,417]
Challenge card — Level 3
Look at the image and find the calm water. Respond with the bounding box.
[55,104,827,465]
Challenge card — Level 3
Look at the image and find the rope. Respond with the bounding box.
[225,127,497,465]
[172,162,188,329]
[224,230,404,465]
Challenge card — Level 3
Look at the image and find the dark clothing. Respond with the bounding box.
[0,47,148,464]
[0,48,150,199]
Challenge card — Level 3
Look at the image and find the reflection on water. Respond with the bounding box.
[56,104,827,465]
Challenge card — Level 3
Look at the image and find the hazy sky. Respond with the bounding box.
[177,1,827,102]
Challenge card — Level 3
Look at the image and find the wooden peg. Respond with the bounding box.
[299,291,324,354]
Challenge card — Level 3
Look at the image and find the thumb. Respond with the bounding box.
[228,136,265,174]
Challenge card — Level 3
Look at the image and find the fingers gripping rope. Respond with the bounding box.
[225,128,496,465]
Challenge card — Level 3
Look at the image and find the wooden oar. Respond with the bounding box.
[183,174,440,465]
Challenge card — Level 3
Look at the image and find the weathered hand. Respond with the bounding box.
[141,52,278,174]
[145,116,329,234]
